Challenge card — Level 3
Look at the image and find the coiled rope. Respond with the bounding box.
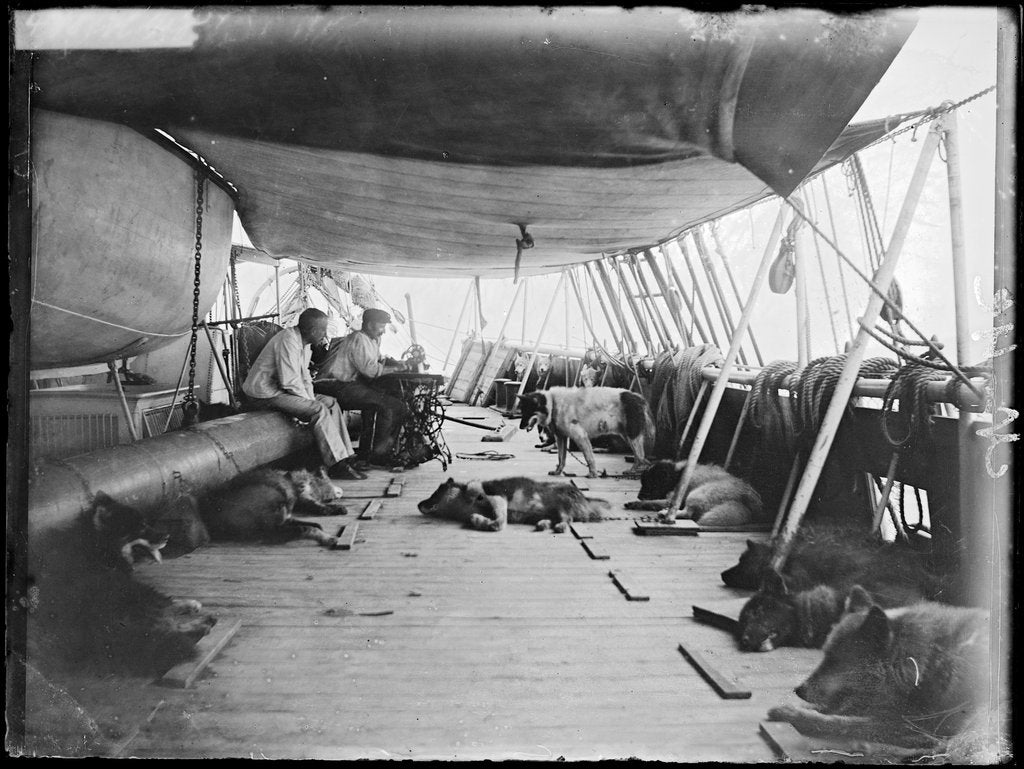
[881,362,947,447]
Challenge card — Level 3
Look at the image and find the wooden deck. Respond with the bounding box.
[27,403,824,761]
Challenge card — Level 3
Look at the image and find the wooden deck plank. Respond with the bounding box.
[28,405,814,761]
[158,618,242,689]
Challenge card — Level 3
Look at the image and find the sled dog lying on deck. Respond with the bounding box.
[768,586,992,755]
[200,467,348,548]
[28,492,217,677]
[624,460,764,528]
[517,386,654,478]
[418,477,611,532]
[735,540,942,652]
[720,525,886,590]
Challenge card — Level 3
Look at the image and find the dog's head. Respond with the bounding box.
[793,586,887,713]
[292,467,344,503]
[721,539,773,589]
[417,478,465,516]
[516,391,548,431]
[637,460,685,500]
[89,492,169,570]
[736,567,797,652]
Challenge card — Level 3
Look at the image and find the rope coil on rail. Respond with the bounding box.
[881,362,947,447]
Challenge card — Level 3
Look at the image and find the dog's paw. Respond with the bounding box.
[552,522,568,534]
[766,704,804,722]
[586,471,599,479]
[548,470,563,477]
[170,599,203,615]
[534,519,552,531]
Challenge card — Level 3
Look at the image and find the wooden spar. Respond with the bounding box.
[630,253,675,349]
[441,280,472,372]
[658,244,711,345]
[941,105,984,607]
[819,175,856,342]
[623,255,669,350]
[610,257,655,353]
[644,250,693,346]
[723,389,752,471]
[405,293,418,346]
[805,183,844,353]
[515,270,567,400]
[588,260,638,354]
[940,106,971,364]
[567,268,607,354]
[678,235,725,350]
[792,196,811,367]
[469,280,526,404]
[107,361,140,442]
[563,270,571,350]
[162,344,194,433]
[521,278,528,345]
[582,262,627,355]
[693,228,747,365]
[770,120,944,572]
[674,381,708,460]
[870,452,902,536]
[709,226,765,366]
[665,201,788,520]
[201,321,237,409]
[621,257,661,349]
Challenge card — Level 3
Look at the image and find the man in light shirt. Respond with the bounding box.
[242,308,365,480]
[312,308,411,469]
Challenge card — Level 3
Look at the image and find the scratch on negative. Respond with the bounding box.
[908,656,921,686]
[544,44,649,66]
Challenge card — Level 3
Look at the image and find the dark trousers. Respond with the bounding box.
[313,379,409,460]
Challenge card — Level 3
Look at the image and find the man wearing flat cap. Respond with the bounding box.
[312,308,411,469]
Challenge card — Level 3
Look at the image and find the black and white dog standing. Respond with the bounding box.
[517,386,654,478]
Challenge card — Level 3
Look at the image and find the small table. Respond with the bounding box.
[375,372,450,469]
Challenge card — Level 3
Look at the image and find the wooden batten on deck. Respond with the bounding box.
[31,403,825,761]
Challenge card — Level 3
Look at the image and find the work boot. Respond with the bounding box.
[328,460,367,481]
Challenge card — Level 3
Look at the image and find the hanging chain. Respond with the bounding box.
[182,171,205,427]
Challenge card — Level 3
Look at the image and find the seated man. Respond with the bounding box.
[312,308,412,469]
[242,307,366,480]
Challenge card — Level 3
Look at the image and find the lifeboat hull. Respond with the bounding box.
[30,110,234,368]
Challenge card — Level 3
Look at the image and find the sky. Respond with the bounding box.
[230,6,1005,374]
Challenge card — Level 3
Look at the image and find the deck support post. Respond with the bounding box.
[108,360,141,442]
[515,270,567,400]
[567,268,607,358]
[792,195,812,368]
[664,200,788,520]
[645,249,693,346]
[709,226,765,366]
[679,235,725,350]
[630,253,675,349]
[590,260,638,354]
[442,279,473,371]
[769,118,943,572]
[471,280,526,405]
[659,243,711,347]
[693,227,746,364]
[202,321,237,409]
